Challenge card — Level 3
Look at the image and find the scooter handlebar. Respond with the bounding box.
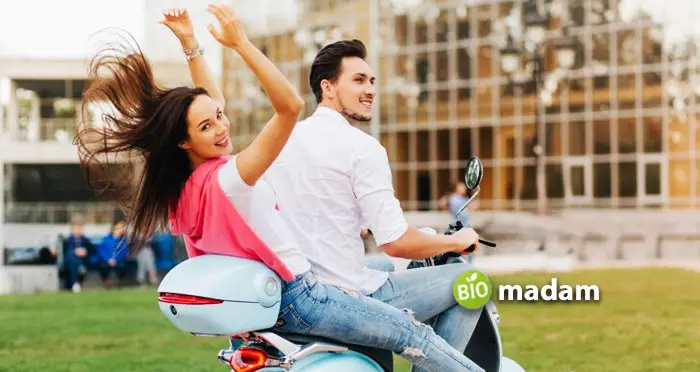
[443,221,497,253]
[464,239,496,253]
[478,238,497,247]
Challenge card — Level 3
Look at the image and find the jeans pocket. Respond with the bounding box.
[275,303,313,334]
[311,281,330,304]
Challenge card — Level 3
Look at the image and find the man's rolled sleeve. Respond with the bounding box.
[351,141,408,246]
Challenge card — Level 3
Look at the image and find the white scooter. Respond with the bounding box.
[156,156,525,371]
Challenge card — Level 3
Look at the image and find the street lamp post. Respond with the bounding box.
[499,0,577,214]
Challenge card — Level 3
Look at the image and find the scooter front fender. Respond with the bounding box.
[483,302,526,371]
[500,356,526,372]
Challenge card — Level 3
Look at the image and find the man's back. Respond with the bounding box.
[264,107,407,294]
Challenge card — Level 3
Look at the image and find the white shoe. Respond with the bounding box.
[72,283,82,293]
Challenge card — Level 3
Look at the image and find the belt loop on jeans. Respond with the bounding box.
[282,270,313,286]
[300,270,315,287]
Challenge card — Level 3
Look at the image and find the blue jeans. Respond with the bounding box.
[64,257,86,288]
[272,256,485,372]
[365,256,482,372]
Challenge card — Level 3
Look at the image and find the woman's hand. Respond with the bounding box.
[159,8,195,42]
[206,4,250,50]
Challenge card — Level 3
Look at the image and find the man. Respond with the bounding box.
[447,181,477,263]
[264,39,486,372]
[96,219,130,288]
[449,181,472,228]
[61,215,95,293]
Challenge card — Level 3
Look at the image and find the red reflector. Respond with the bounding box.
[229,348,267,372]
[158,292,224,305]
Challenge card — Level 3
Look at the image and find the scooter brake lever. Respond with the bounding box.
[464,239,497,253]
[478,238,497,247]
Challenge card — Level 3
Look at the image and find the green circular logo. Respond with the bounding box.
[453,270,493,309]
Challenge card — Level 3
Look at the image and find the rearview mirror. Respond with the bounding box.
[464,156,483,190]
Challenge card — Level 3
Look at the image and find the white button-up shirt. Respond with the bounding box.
[263,107,408,294]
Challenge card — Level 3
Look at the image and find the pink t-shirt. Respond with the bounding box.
[168,155,300,281]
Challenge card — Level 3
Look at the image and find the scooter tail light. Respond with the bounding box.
[157,292,224,305]
[229,347,269,372]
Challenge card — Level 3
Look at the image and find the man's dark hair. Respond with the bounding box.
[309,39,367,104]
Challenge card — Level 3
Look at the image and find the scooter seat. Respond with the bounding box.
[275,332,394,372]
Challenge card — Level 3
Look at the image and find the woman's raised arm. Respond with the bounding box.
[160,8,225,106]
[207,4,304,186]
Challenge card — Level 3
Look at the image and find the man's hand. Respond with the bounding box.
[108,258,117,267]
[360,228,370,239]
[75,247,87,257]
[449,228,479,255]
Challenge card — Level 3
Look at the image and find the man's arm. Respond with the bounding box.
[351,141,477,259]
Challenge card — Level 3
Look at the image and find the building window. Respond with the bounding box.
[416,59,430,102]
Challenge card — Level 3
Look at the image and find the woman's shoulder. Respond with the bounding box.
[181,155,234,191]
[216,155,258,196]
[169,156,235,234]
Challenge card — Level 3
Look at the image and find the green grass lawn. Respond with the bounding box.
[1,267,699,371]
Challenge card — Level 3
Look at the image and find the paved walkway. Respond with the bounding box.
[371,253,700,275]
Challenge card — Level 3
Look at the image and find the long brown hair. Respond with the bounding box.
[75,29,208,254]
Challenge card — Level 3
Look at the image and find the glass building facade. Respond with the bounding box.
[222,0,700,212]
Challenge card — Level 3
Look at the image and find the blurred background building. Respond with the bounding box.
[0,60,190,226]
[0,1,196,292]
[223,0,700,212]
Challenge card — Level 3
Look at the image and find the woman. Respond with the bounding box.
[76,4,310,283]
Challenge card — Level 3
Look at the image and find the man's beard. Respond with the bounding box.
[340,108,372,123]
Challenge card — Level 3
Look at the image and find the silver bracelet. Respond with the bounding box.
[185,48,204,61]
[183,45,204,61]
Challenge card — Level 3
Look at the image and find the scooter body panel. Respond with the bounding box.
[286,350,385,371]
[158,254,282,305]
[158,300,278,336]
[223,350,384,372]
[157,255,282,336]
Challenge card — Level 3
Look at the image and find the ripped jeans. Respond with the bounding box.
[271,256,485,372]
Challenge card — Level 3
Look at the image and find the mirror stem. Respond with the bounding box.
[456,187,480,216]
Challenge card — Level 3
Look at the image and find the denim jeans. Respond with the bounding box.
[271,256,485,372]
[64,257,86,288]
[365,256,482,372]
